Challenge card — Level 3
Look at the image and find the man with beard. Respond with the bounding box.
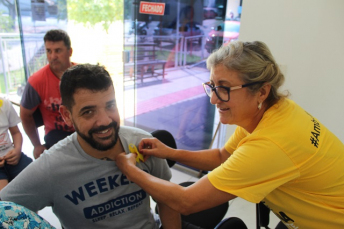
[20,29,76,159]
[0,64,181,229]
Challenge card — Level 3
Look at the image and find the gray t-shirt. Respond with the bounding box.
[0,126,171,229]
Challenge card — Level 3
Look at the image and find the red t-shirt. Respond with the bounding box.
[21,64,75,135]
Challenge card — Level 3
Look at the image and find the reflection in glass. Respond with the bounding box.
[122,0,244,155]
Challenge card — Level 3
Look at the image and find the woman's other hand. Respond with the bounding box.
[138,138,172,160]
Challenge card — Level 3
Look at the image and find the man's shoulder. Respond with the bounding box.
[120,126,151,137]
[28,65,52,84]
[119,126,152,150]
[0,97,11,110]
[43,134,77,158]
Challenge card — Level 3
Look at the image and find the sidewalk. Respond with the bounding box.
[126,65,210,115]
[124,64,216,151]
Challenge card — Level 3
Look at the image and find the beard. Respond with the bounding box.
[75,121,120,151]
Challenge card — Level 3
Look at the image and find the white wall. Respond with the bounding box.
[226,0,344,142]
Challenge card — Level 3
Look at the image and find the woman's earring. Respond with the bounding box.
[258,102,262,110]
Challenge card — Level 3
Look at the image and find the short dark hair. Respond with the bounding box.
[60,64,114,111]
[44,29,71,49]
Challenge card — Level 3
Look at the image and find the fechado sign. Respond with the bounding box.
[139,1,165,15]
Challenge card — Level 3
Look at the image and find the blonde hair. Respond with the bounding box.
[206,41,288,106]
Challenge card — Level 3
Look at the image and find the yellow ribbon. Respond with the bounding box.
[128,143,144,163]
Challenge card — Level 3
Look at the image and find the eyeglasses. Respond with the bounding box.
[202,81,265,102]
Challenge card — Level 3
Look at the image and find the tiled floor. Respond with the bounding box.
[8,103,280,229]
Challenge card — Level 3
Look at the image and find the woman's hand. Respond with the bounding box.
[115,153,138,180]
[138,138,172,159]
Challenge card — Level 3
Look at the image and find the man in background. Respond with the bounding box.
[20,29,76,159]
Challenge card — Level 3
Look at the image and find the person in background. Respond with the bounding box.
[20,29,76,159]
[0,97,32,191]
[115,41,344,229]
[0,64,181,229]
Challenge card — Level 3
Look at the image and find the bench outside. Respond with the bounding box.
[124,60,166,83]
[124,43,166,84]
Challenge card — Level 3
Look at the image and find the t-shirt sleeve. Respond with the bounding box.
[0,154,53,212]
[208,137,300,203]
[146,157,172,182]
[224,126,249,154]
[4,99,21,127]
[20,81,41,110]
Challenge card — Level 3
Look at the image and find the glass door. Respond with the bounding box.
[123,0,243,156]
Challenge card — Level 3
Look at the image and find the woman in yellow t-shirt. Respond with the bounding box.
[116,41,344,229]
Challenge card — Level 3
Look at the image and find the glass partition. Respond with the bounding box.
[0,0,68,103]
[0,0,22,99]
[123,0,243,157]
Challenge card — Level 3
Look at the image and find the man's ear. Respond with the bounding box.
[69,47,73,57]
[60,105,73,127]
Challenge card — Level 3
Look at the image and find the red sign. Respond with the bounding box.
[139,1,165,15]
